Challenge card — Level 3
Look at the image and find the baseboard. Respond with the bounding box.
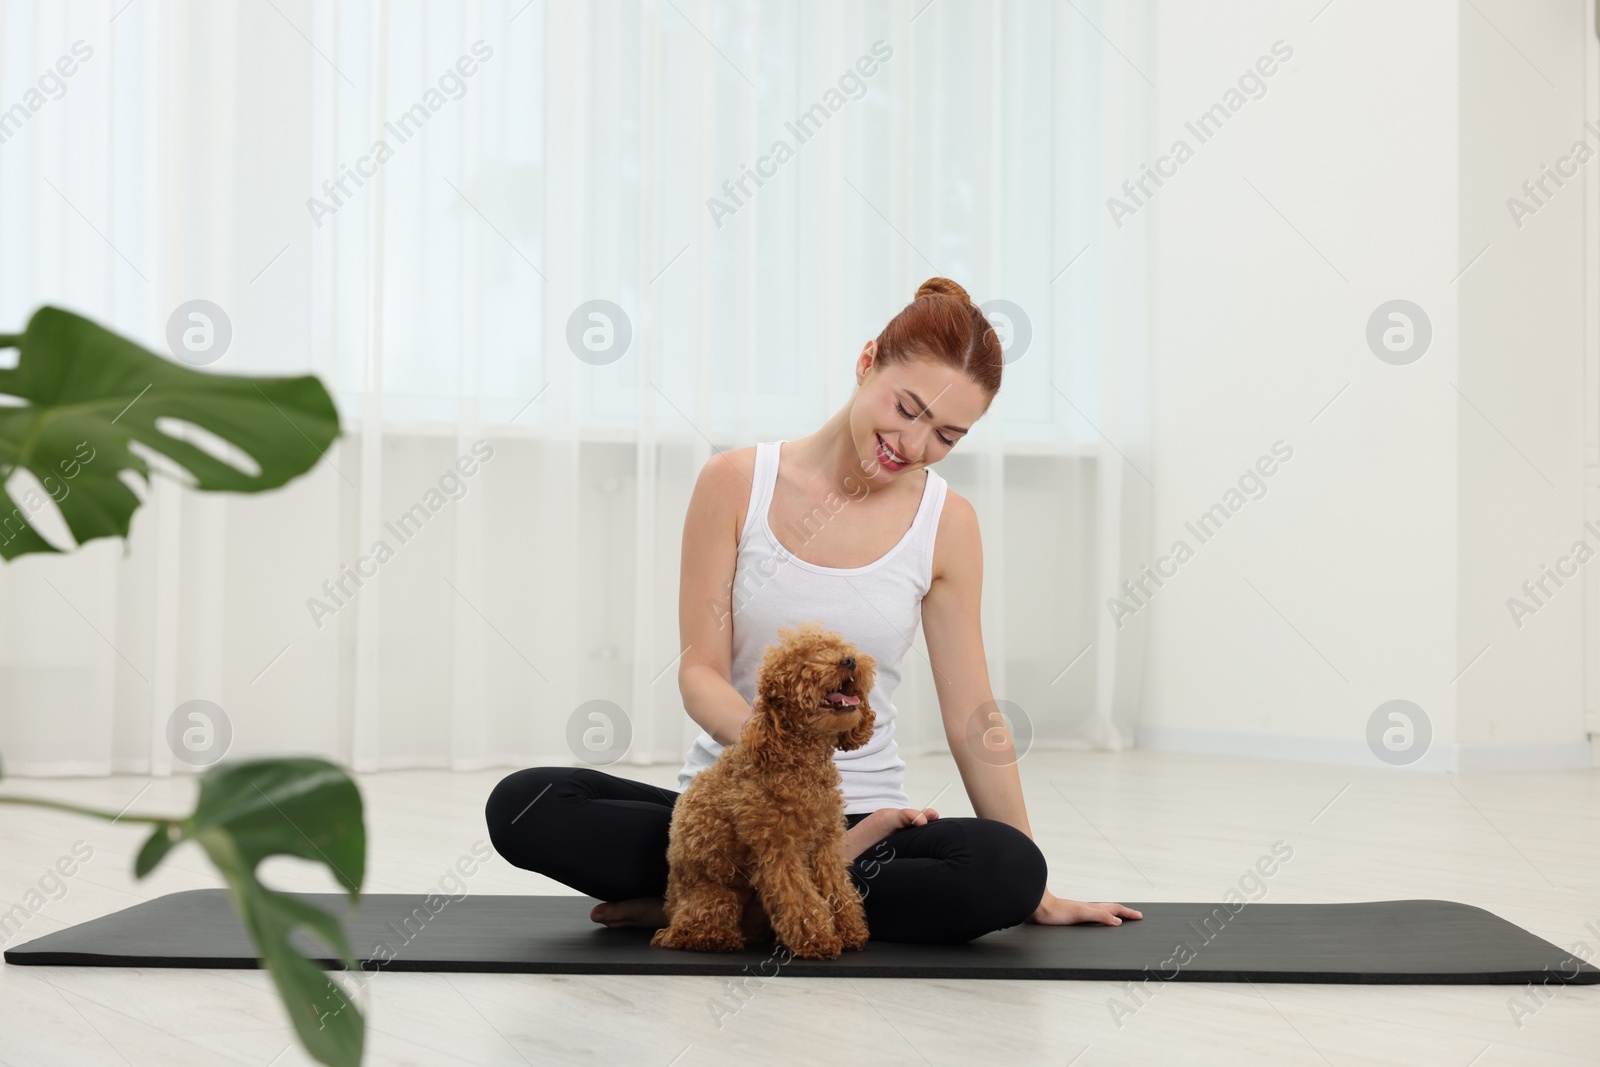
[0,760,132,778]
[1454,740,1597,771]
[1134,726,1596,772]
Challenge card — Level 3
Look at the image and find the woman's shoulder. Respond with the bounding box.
[929,485,977,587]
[932,481,972,528]
[692,444,759,492]
[691,444,760,537]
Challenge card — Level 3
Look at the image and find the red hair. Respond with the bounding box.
[871,277,1004,402]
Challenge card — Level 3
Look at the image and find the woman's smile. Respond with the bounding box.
[875,433,911,472]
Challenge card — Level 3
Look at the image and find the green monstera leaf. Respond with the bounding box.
[1,756,368,1067]
[144,759,369,1067]
[0,305,339,560]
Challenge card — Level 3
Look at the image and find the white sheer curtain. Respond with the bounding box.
[0,0,1151,777]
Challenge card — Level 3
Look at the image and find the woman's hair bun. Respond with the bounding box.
[874,274,1002,401]
[915,277,971,304]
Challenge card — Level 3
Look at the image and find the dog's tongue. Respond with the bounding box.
[825,691,860,706]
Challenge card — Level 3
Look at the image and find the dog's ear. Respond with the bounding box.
[749,651,800,764]
[837,701,875,752]
[745,697,787,767]
[755,661,799,718]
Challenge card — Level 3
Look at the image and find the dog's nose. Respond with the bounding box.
[841,656,855,671]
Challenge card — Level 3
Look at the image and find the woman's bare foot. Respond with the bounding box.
[589,894,773,940]
[590,897,667,928]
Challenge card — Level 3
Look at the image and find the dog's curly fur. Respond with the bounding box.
[649,621,877,960]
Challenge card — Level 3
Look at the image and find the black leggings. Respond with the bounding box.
[484,766,1049,945]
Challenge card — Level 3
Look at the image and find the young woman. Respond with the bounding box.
[485,277,1142,944]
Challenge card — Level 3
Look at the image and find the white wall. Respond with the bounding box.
[1456,1,1590,762]
[1134,0,1593,770]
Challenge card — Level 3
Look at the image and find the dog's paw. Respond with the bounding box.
[838,917,870,951]
[651,923,746,953]
[782,931,845,960]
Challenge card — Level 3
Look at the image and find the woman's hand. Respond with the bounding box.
[859,806,938,848]
[875,805,939,832]
[1026,888,1143,926]
[841,806,939,864]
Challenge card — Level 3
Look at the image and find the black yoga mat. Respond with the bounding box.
[7,889,1597,984]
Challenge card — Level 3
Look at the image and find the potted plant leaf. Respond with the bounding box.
[0,306,368,1067]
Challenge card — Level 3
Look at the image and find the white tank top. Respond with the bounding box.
[676,439,949,815]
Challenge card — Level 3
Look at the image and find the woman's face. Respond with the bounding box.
[851,343,990,483]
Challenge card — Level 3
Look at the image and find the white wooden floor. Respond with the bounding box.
[1,750,1596,1066]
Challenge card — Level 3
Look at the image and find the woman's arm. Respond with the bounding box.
[677,451,756,748]
[920,491,1141,927]
[680,663,753,747]
[919,492,1032,830]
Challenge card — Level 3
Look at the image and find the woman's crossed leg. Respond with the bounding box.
[484,765,1047,945]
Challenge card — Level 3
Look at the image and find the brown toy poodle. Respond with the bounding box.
[650,620,877,960]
